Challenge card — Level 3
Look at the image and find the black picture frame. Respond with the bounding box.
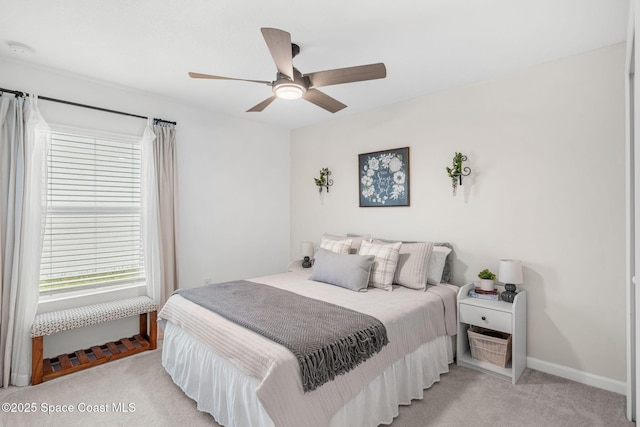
[358,147,410,207]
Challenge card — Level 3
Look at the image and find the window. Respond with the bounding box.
[39,127,144,293]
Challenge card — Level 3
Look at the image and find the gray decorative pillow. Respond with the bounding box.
[309,249,374,292]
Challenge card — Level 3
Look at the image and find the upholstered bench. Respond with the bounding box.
[31,296,158,385]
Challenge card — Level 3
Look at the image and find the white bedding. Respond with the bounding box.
[159,270,458,427]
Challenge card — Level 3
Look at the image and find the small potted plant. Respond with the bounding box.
[446,152,464,196]
[477,269,496,291]
[445,152,471,196]
[314,167,332,193]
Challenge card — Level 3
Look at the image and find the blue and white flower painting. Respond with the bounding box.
[359,147,410,207]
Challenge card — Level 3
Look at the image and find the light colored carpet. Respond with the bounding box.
[0,348,633,427]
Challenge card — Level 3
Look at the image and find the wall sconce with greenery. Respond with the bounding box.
[314,167,333,194]
[446,152,471,196]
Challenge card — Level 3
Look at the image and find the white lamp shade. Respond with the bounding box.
[301,242,315,258]
[498,259,523,284]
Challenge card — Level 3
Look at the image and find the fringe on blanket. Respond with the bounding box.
[300,324,389,392]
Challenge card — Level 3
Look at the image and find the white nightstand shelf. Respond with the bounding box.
[457,283,527,384]
[287,260,313,272]
[287,260,303,271]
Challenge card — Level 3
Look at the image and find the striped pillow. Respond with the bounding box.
[392,242,434,290]
[359,240,402,291]
[319,237,352,254]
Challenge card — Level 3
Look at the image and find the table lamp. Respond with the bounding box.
[498,259,523,303]
[301,242,314,268]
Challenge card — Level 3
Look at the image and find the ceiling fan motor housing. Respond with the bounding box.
[273,68,308,99]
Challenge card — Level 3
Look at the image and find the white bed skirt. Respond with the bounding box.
[162,320,454,427]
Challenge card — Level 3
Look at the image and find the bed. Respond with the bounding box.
[158,238,458,427]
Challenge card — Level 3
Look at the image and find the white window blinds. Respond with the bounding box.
[39,128,144,292]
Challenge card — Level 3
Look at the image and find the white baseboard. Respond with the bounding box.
[527,357,626,395]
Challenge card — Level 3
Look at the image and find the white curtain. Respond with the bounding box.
[141,120,178,306]
[0,94,50,387]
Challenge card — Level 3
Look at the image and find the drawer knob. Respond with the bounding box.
[481,316,486,321]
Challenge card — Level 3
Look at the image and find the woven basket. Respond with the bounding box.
[467,326,512,367]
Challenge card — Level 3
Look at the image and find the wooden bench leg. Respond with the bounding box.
[139,311,157,350]
[31,336,43,385]
[139,312,148,337]
[149,311,157,350]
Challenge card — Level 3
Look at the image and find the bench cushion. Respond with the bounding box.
[31,296,158,338]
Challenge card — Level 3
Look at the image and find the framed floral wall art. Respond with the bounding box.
[358,147,410,207]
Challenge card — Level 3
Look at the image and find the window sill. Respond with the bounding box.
[37,282,147,313]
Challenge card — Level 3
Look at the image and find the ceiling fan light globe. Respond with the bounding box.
[274,83,306,100]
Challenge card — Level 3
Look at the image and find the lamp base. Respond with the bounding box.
[302,256,312,268]
[500,283,517,303]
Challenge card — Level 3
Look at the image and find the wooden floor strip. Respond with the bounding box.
[91,346,106,359]
[43,359,52,375]
[59,354,72,370]
[134,334,150,347]
[106,342,121,355]
[121,338,135,351]
[76,350,90,364]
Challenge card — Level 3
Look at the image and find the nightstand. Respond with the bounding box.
[287,260,311,272]
[287,260,302,271]
[456,283,527,384]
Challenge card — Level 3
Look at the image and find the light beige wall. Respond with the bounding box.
[2,57,291,357]
[290,44,626,382]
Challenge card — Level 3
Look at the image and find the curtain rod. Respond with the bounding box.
[0,87,177,126]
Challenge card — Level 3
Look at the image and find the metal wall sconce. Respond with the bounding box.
[314,167,333,194]
[446,152,471,196]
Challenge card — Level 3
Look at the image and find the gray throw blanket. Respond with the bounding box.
[176,280,389,392]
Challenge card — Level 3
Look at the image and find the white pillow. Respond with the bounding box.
[427,246,452,285]
[392,242,434,290]
[319,237,352,254]
[358,240,402,291]
[323,233,370,254]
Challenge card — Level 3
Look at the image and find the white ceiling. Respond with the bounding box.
[0,0,630,129]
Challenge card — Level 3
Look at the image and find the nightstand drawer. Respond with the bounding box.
[459,304,512,334]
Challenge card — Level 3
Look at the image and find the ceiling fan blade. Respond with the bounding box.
[188,72,272,85]
[246,95,277,112]
[303,89,347,113]
[260,28,294,80]
[306,63,387,88]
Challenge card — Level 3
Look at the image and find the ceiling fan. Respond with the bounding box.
[188,28,387,113]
